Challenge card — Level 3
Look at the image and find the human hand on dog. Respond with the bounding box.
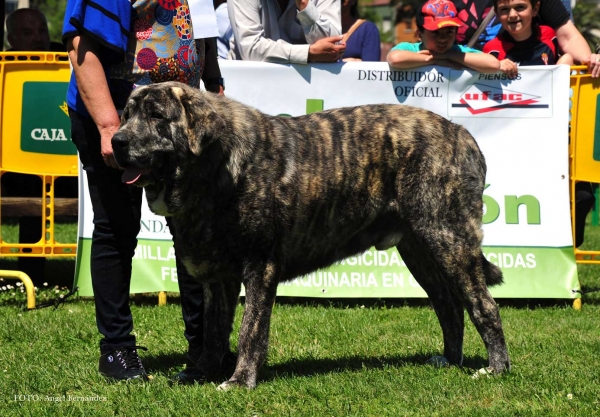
[308,36,346,62]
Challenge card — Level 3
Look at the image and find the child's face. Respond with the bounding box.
[496,0,540,41]
[419,27,457,53]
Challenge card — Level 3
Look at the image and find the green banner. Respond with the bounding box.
[74,239,579,299]
[20,82,77,155]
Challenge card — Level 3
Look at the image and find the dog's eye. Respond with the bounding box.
[150,111,164,120]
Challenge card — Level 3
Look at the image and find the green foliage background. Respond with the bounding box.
[573,1,600,50]
[30,0,68,44]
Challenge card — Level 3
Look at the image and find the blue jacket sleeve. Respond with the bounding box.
[62,0,132,65]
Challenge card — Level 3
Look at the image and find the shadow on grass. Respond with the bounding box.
[143,351,188,374]
[259,353,489,383]
[580,285,600,298]
[142,350,489,382]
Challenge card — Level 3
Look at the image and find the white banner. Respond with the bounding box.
[75,62,577,298]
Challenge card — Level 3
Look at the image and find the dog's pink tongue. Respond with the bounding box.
[121,168,144,184]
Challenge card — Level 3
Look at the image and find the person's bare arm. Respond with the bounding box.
[555,20,599,77]
[387,48,480,70]
[66,35,120,168]
[556,53,574,66]
[387,49,434,69]
[441,50,500,73]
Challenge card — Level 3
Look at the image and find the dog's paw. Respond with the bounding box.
[217,378,254,391]
[471,367,495,379]
[425,356,450,368]
[217,381,235,391]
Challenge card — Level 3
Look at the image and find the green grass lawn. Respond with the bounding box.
[0,221,599,416]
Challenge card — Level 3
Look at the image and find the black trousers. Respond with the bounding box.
[575,182,596,248]
[70,110,204,354]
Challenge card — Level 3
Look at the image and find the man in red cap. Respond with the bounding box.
[387,0,499,72]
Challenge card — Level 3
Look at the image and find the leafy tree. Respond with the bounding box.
[573,1,600,51]
[29,0,68,44]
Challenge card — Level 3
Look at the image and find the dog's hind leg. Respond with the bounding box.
[401,229,510,375]
[218,260,279,390]
[397,234,465,367]
[453,256,510,375]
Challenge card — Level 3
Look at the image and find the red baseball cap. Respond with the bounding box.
[417,0,463,31]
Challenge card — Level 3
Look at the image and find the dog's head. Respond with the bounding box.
[112,81,226,214]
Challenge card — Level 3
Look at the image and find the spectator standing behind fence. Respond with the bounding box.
[450,0,599,77]
[5,8,65,52]
[62,0,224,382]
[3,8,71,286]
[228,0,345,63]
[387,0,500,73]
[394,3,418,44]
[340,0,380,62]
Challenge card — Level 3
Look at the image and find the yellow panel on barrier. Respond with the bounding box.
[0,52,78,257]
[570,66,600,263]
[570,68,600,183]
[0,52,77,175]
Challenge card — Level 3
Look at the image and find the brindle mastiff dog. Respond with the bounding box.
[112,81,510,389]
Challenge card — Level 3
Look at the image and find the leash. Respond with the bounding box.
[32,286,79,311]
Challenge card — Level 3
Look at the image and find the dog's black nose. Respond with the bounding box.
[111,132,129,151]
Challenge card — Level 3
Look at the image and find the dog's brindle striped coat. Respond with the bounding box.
[112,81,510,389]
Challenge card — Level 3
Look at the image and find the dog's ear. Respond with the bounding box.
[177,88,227,156]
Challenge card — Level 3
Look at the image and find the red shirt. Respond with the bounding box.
[483,25,559,66]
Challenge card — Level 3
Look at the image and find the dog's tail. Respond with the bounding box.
[482,254,504,287]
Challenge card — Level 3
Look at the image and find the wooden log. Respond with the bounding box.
[0,197,78,217]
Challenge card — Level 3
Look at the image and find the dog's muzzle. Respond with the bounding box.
[112,131,151,185]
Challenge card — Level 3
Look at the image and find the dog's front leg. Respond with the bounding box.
[197,280,239,379]
[218,260,279,390]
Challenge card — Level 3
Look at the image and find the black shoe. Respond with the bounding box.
[172,345,205,385]
[99,346,148,381]
[172,347,237,385]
